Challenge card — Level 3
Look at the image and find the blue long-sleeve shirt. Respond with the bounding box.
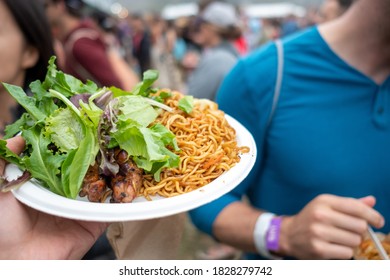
[189,27,390,259]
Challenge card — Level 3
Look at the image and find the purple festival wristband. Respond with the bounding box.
[266,216,283,252]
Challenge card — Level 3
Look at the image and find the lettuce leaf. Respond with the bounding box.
[178,96,194,114]
[110,96,180,181]
[117,95,158,127]
[44,108,84,153]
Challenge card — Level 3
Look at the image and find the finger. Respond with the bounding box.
[359,196,376,208]
[313,223,362,248]
[312,239,355,260]
[0,136,26,176]
[329,197,384,229]
[6,136,25,154]
[322,210,368,234]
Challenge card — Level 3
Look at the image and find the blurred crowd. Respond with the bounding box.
[51,0,346,96]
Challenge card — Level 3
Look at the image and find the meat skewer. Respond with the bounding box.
[79,164,108,203]
[109,149,144,203]
[79,149,143,203]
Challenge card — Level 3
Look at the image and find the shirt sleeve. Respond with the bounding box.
[72,37,123,88]
[188,42,278,236]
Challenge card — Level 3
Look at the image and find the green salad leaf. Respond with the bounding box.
[178,95,194,114]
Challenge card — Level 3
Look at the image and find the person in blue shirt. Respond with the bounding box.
[190,0,390,260]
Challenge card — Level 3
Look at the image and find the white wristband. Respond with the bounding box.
[253,212,281,259]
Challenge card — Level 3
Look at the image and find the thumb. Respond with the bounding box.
[359,195,376,208]
[6,135,26,154]
[0,136,26,176]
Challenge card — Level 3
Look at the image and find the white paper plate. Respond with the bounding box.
[7,115,256,222]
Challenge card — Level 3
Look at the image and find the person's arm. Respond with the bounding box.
[213,202,262,252]
[0,136,109,260]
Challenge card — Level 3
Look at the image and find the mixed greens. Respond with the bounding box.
[0,56,194,199]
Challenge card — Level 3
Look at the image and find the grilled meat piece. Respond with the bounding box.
[79,164,108,202]
[110,149,144,203]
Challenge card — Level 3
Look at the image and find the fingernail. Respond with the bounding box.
[378,217,385,228]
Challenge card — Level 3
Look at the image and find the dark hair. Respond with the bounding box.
[4,0,55,88]
[51,0,85,18]
[338,0,354,9]
[218,25,242,41]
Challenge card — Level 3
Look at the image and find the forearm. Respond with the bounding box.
[212,201,264,253]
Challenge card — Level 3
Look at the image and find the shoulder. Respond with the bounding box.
[231,41,278,93]
[68,27,106,55]
[66,21,105,47]
[66,20,101,42]
[282,26,326,60]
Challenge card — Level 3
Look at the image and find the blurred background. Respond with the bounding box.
[82,0,323,20]
[84,0,322,14]
[75,0,328,88]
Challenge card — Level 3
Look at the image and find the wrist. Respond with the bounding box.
[266,216,283,252]
[253,212,275,258]
[253,213,284,259]
[276,216,293,256]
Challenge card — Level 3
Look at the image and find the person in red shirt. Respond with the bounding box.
[43,0,122,88]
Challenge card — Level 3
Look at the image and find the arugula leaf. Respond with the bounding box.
[2,83,46,121]
[21,127,66,196]
[43,56,99,97]
[29,80,58,115]
[131,69,159,97]
[150,90,173,103]
[4,113,31,139]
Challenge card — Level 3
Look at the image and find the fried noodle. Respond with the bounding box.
[139,91,250,199]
